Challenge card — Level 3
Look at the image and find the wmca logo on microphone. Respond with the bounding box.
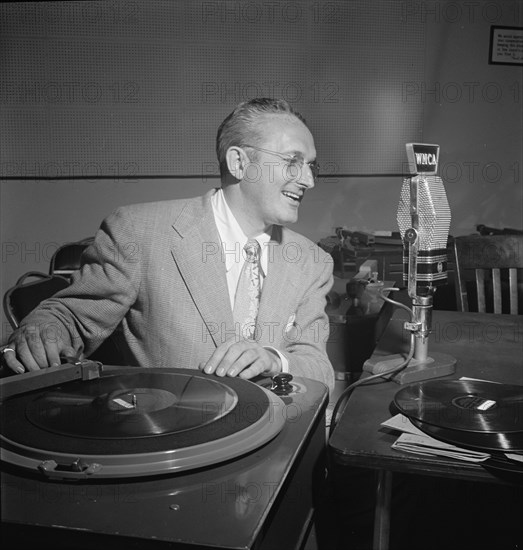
[405,143,440,175]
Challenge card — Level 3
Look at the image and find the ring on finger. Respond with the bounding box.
[1,347,15,356]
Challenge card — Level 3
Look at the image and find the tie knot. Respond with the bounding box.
[243,239,260,263]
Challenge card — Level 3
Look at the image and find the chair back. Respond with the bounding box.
[3,270,124,365]
[3,272,70,329]
[49,238,94,280]
[454,235,523,314]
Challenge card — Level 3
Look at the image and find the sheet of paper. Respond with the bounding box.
[505,453,523,463]
[383,414,491,463]
[391,432,490,463]
[381,413,425,436]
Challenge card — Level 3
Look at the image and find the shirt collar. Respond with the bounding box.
[211,188,271,274]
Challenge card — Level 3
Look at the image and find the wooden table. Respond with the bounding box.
[328,309,523,550]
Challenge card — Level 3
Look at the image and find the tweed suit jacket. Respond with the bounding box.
[26,189,335,391]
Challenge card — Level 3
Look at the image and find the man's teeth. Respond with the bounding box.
[283,191,300,201]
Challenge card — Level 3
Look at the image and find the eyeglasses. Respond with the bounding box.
[242,144,320,183]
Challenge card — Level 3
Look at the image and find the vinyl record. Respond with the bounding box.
[408,416,523,453]
[24,372,238,439]
[394,379,523,452]
[0,367,286,478]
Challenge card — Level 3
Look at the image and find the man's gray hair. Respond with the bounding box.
[216,98,308,179]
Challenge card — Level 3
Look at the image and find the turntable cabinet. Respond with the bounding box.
[1,364,329,549]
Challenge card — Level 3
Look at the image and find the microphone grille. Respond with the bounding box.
[397,176,451,250]
[397,175,451,289]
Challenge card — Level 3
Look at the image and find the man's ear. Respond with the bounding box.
[225,146,247,180]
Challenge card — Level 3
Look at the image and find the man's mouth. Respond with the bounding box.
[282,190,302,203]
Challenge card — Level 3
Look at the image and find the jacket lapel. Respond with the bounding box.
[170,190,234,347]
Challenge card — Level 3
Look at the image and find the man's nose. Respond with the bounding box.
[298,163,315,189]
[285,163,315,188]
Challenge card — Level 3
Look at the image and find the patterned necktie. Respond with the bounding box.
[233,239,261,340]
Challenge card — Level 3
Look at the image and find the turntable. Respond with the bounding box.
[1,362,329,549]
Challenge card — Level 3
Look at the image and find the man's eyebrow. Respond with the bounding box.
[296,151,318,163]
[283,150,305,158]
[281,149,317,163]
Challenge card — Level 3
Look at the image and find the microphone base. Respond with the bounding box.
[363,352,457,385]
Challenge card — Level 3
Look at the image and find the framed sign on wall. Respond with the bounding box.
[489,26,523,66]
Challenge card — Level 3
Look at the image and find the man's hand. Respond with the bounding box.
[201,339,281,380]
[1,323,78,374]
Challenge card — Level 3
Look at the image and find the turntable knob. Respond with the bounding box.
[270,373,293,396]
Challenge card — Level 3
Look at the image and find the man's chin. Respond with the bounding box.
[276,214,298,226]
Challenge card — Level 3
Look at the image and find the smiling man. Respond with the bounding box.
[2,98,335,392]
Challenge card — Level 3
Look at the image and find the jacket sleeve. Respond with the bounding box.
[284,252,335,394]
[20,207,142,357]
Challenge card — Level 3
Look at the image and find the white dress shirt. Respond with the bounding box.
[211,188,288,373]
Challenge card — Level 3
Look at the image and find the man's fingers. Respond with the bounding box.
[203,339,236,374]
[44,341,65,368]
[217,347,260,377]
[1,347,25,374]
[58,346,81,365]
[204,340,257,376]
[3,338,41,373]
[23,334,53,369]
[236,358,268,379]
[2,325,74,374]
[202,341,281,380]
[203,340,276,379]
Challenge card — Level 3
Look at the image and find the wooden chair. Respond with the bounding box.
[453,234,523,314]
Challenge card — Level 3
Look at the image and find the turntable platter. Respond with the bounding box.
[0,367,286,478]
